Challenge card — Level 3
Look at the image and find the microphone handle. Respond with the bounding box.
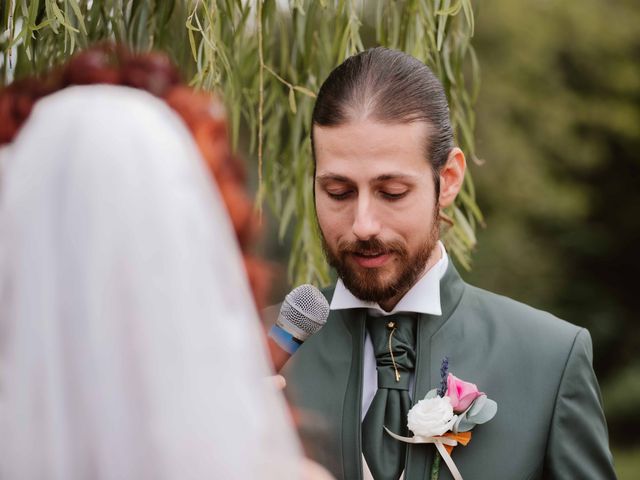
[267,325,303,372]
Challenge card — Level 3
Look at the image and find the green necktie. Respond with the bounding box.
[362,313,417,480]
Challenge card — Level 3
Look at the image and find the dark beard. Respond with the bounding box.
[321,216,440,304]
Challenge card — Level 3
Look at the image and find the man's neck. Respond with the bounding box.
[377,244,443,312]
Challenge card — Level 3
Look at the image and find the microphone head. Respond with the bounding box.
[277,284,329,342]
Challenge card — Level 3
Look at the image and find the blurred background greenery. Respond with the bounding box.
[466,0,640,472]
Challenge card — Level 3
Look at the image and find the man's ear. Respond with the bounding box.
[438,147,466,208]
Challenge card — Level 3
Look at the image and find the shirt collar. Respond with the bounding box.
[330,241,448,316]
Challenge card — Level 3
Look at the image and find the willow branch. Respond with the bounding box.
[257,0,264,217]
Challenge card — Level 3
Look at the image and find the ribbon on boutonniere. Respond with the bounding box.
[384,358,498,480]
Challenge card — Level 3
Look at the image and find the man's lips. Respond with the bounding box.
[350,252,392,268]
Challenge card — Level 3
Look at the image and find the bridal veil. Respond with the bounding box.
[0,85,301,479]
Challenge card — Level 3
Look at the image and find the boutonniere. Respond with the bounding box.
[385,358,497,480]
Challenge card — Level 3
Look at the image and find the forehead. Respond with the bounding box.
[313,119,431,179]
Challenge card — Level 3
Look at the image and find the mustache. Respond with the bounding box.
[337,238,407,256]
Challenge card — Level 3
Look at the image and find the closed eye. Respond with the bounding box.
[327,190,354,200]
[380,191,408,200]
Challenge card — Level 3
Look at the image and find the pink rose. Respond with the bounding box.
[446,373,483,413]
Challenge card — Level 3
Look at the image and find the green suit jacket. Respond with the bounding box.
[281,263,616,479]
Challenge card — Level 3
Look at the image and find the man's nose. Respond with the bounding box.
[352,197,381,240]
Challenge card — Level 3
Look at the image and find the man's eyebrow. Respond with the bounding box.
[372,173,417,182]
[316,173,418,183]
[315,174,352,183]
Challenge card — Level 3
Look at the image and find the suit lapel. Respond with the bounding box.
[404,262,467,480]
[340,308,366,480]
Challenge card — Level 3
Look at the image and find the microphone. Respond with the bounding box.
[268,284,329,371]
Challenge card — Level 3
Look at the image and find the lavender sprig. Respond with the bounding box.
[436,356,449,397]
[432,356,449,480]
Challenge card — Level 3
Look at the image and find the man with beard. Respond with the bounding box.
[279,48,615,480]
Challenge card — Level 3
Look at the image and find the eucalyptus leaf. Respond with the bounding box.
[468,398,497,425]
[466,394,487,416]
[452,394,498,433]
[425,388,439,400]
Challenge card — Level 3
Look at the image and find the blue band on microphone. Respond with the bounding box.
[268,325,303,355]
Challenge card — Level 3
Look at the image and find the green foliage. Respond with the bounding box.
[1,0,482,287]
[466,0,640,446]
[612,447,640,480]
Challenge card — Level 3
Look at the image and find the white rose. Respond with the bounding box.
[407,395,457,438]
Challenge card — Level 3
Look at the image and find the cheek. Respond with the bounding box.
[316,201,338,241]
[316,199,349,239]
[390,203,437,243]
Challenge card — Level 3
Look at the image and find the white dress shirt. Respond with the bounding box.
[330,241,449,419]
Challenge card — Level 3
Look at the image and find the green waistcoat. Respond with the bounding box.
[280,263,616,480]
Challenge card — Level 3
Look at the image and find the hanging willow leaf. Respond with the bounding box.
[288,87,297,113]
[1,0,483,287]
[293,85,316,98]
[437,0,463,17]
[67,0,87,36]
[436,0,451,51]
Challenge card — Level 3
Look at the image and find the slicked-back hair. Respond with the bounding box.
[311,47,454,193]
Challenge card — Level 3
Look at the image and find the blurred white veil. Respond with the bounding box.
[0,85,301,479]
